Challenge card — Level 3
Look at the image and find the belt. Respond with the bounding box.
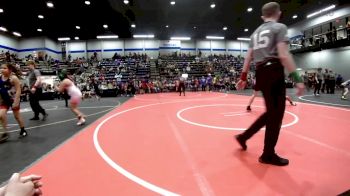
[256,58,281,69]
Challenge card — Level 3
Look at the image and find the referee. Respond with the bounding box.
[235,2,304,166]
[27,61,48,121]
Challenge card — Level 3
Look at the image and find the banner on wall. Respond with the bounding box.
[159,40,181,55]
[160,40,181,48]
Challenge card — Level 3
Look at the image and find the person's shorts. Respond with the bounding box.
[70,96,82,105]
[0,104,20,111]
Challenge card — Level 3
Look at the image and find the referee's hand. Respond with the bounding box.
[295,83,305,96]
[236,80,246,90]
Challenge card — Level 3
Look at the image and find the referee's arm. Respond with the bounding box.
[277,42,297,73]
[277,41,305,96]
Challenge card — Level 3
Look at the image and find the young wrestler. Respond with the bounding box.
[55,70,86,126]
[0,63,27,143]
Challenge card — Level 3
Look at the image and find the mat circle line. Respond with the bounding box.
[93,97,350,196]
[176,104,299,131]
[298,95,350,107]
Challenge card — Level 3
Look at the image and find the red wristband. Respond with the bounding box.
[240,72,248,81]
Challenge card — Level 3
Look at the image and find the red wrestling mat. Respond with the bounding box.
[23,92,350,196]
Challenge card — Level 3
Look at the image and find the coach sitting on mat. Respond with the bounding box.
[235,2,304,166]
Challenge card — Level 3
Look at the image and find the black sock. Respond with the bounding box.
[21,127,25,131]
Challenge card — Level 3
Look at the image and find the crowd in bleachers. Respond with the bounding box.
[1,50,259,99]
[3,48,347,101]
[0,50,20,62]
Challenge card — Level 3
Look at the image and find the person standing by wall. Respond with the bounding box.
[321,68,329,93]
[314,68,322,96]
[206,74,212,92]
[328,69,336,94]
[178,74,186,96]
[303,71,309,92]
[235,2,304,166]
[27,61,47,121]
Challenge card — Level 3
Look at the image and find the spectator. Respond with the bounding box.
[322,69,329,93]
[336,74,343,89]
[314,68,322,96]
[332,27,337,42]
[328,70,336,94]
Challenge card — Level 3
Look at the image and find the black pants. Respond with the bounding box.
[29,88,46,118]
[322,79,328,93]
[314,81,322,94]
[328,80,335,94]
[179,82,185,96]
[62,92,69,107]
[240,63,286,155]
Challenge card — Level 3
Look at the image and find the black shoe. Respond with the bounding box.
[246,106,251,111]
[259,153,289,166]
[235,134,247,151]
[19,129,28,138]
[0,133,9,143]
[30,117,40,120]
[42,113,48,121]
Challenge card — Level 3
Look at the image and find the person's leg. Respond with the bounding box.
[286,96,296,106]
[237,65,288,166]
[247,91,258,111]
[179,84,182,96]
[321,81,325,93]
[237,112,268,143]
[13,109,27,137]
[96,91,101,101]
[70,97,85,125]
[326,80,330,93]
[314,82,318,95]
[259,66,288,166]
[236,70,267,149]
[331,80,336,94]
[0,108,9,143]
[29,93,39,119]
[64,94,68,107]
[70,103,83,117]
[318,81,322,94]
[34,89,47,119]
[182,84,185,96]
[342,87,348,100]
[262,86,286,155]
